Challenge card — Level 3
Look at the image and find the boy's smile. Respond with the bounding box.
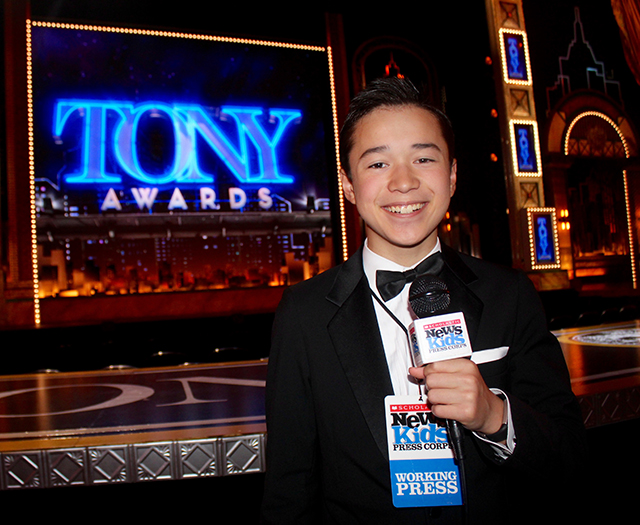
[341,105,457,266]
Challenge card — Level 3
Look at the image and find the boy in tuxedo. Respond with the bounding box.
[261,77,586,524]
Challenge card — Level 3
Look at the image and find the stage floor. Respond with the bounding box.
[0,360,268,489]
[1,321,639,490]
[553,320,640,428]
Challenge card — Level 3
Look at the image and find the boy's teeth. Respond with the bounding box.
[385,203,424,214]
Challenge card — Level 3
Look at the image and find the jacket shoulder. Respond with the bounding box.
[284,262,343,299]
[282,248,365,306]
[445,247,520,281]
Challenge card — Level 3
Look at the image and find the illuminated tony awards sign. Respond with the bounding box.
[526,208,561,270]
[509,120,542,177]
[498,29,531,86]
[28,22,341,308]
[53,99,302,211]
[513,122,538,174]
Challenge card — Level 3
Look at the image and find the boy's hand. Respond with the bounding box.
[409,358,504,435]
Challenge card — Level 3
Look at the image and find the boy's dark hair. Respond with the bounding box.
[339,77,455,178]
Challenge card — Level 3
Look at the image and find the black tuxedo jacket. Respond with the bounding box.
[261,246,586,524]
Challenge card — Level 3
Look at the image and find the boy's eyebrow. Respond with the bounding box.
[358,142,443,162]
[358,145,389,161]
[412,142,443,153]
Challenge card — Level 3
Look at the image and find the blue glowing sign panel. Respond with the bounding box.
[31,25,335,215]
[533,212,556,264]
[513,123,538,174]
[502,32,528,82]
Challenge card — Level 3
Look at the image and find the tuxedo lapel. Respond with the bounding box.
[326,250,393,460]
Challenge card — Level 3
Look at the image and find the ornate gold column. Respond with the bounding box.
[485,0,563,287]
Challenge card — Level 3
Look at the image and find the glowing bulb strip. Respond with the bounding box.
[31,20,327,52]
[25,21,41,325]
[325,46,348,262]
[563,110,630,158]
[509,119,542,177]
[498,28,532,86]
[526,207,561,270]
[623,170,637,288]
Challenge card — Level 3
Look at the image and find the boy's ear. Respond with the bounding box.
[340,169,357,205]
[449,160,457,197]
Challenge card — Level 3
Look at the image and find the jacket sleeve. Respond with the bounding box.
[483,271,587,483]
[260,288,321,524]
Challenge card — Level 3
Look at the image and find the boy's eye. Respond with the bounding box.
[368,162,386,169]
[416,157,434,164]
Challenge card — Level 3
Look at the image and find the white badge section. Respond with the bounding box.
[385,395,463,508]
[409,312,472,367]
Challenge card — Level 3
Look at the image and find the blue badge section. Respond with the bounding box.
[385,395,463,508]
[390,458,463,508]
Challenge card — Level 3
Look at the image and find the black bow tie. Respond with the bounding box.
[375,252,444,302]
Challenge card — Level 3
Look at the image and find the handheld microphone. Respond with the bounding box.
[408,274,471,462]
[408,275,472,367]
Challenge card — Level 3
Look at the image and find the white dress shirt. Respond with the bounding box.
[363,238,440,396]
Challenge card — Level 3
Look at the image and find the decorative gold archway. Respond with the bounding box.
[545,92,640,288]
[546,92,638,157]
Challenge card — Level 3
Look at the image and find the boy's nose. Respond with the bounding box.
[388,166,420,193]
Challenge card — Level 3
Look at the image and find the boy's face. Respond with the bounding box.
[340,105,457,266]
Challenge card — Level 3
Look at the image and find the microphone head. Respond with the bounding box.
[409,274,450,317]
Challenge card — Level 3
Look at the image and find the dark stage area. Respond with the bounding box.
[0,312,275,375]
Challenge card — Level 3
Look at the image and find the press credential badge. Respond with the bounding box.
[385,396,463,508]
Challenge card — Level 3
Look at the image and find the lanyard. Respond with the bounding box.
[369,288,425,399]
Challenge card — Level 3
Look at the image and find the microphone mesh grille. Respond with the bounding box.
[409,274,451,317]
